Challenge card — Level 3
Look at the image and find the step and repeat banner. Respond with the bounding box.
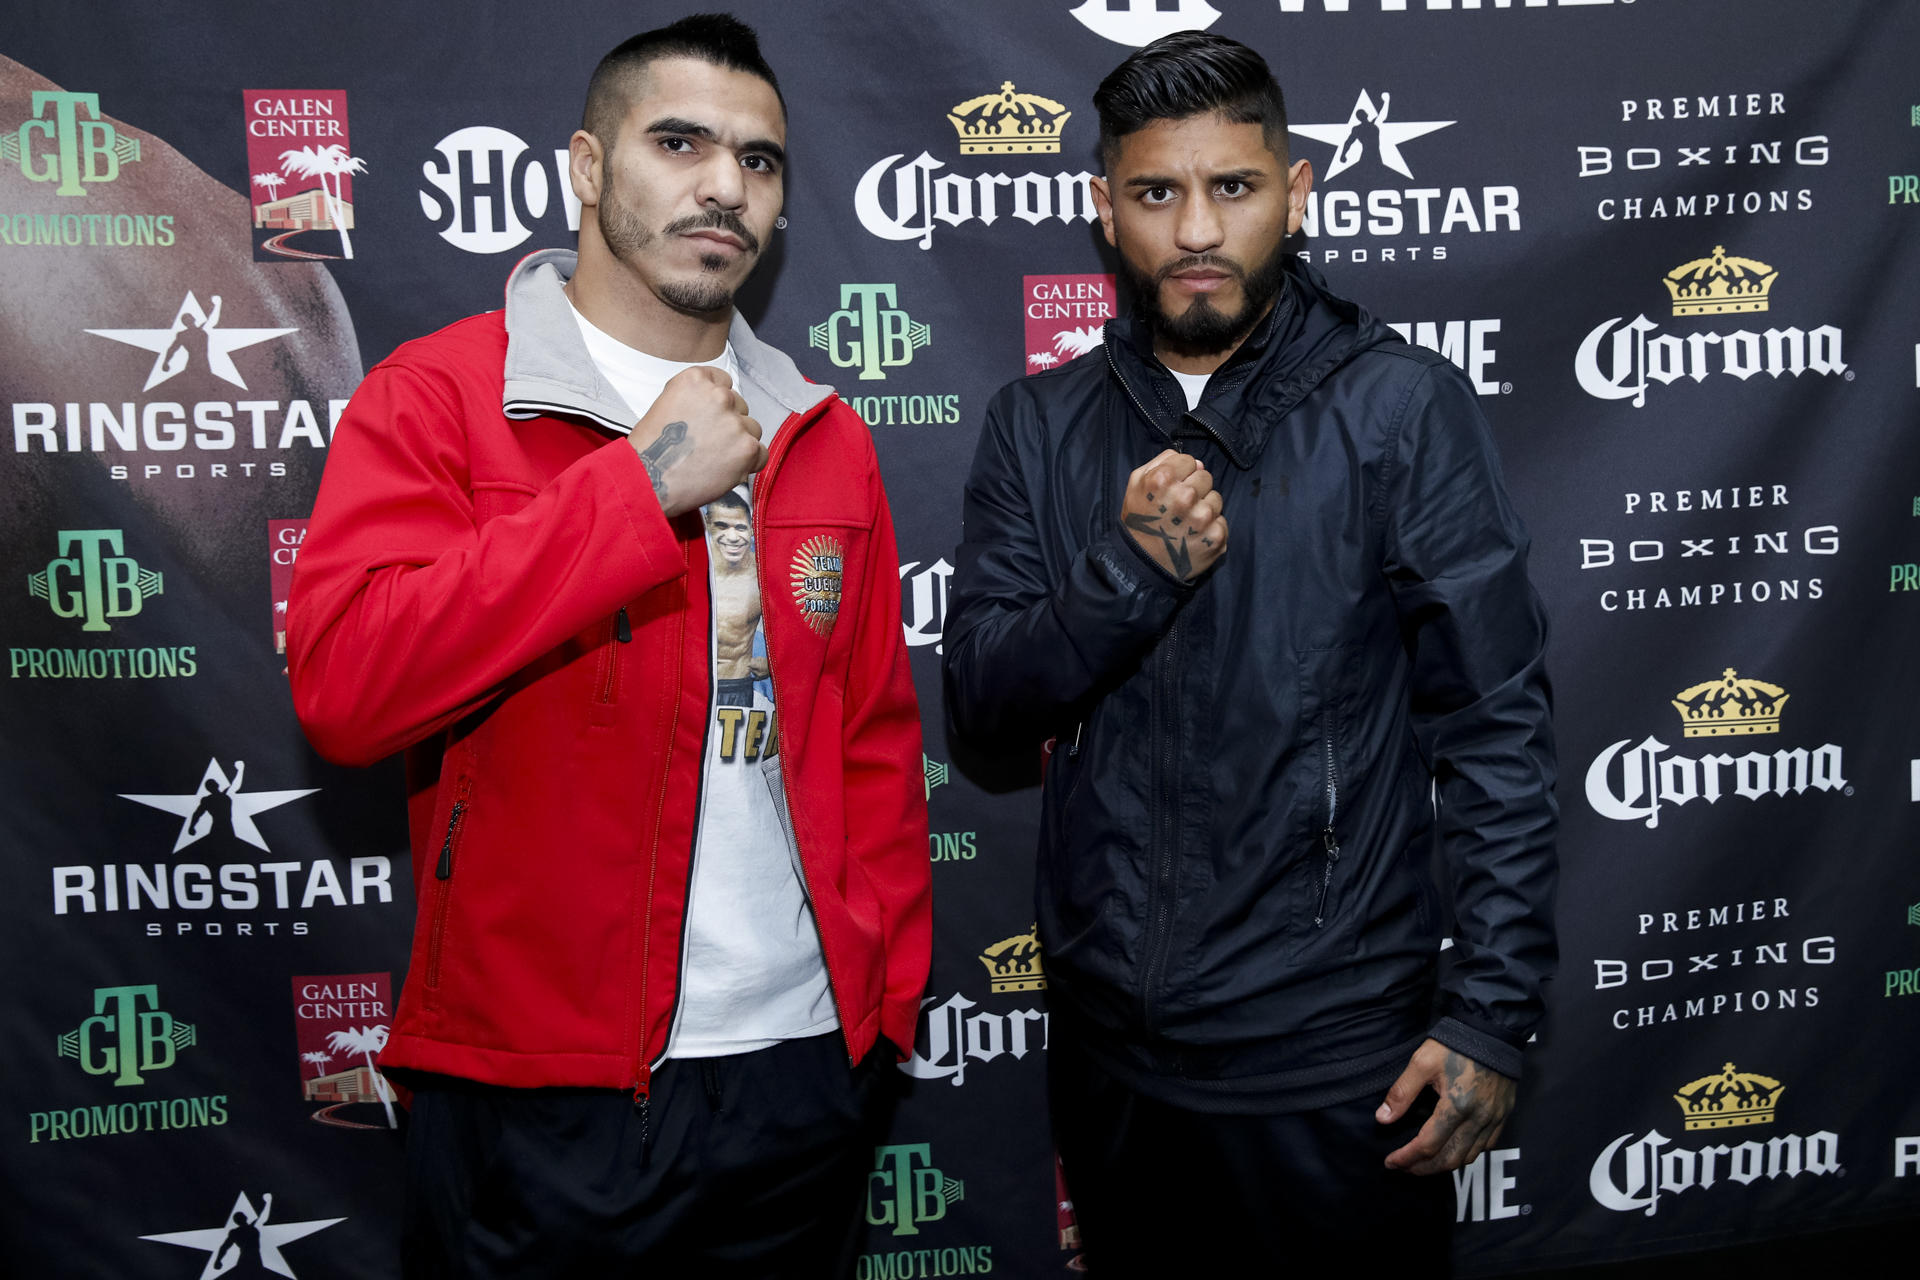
[4,1,1918,1275]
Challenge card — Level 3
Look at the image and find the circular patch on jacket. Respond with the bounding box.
[789,535,845,638]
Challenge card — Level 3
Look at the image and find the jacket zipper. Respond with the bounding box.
[1313,729,1342,927]
[426,783,470,988]
[1138,612,1183,1032]
[596,607,631,707]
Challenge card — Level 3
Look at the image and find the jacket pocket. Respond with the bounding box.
[424,776,472,991]
[587,609,629,726]
[760,750,809,902]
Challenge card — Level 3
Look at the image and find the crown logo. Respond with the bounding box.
[1670,668,1789,738]
[980,924,1045,994]
[1663,246,1779,317]
[947,82,1072,156]
[1673,1062,1785,1131]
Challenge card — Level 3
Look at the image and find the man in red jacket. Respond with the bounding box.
[287,16,930,1277]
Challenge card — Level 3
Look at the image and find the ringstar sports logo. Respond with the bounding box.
[855,81,1093,251]
[1024,274,1113,372]
[244,91,364,262]
[142,1191,344,1277]
[1288,89,1519,265]
[1575,247,1849,406]
[119,758,318,854]
[0,90,176,249]
[88,292,296,392]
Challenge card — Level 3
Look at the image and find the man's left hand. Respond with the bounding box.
[1377,1038,1516,1174]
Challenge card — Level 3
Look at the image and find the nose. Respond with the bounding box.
[695,153,747,211]
[1174,193,1224,255]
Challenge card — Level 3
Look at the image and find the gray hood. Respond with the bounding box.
[501,247,833,435]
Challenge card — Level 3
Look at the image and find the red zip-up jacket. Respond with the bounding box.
[287,251,930,1096]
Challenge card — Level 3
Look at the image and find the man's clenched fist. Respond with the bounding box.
[1120,449,1227,581]
[629,365,766,517]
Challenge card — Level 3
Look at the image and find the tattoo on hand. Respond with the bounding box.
[1124,511,1194,579]
[639,420,690,506]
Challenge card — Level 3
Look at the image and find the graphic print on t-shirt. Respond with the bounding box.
[704,487,775,764]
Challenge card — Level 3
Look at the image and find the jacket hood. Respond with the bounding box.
[500,247,834,435]
[1105,257,1406,469]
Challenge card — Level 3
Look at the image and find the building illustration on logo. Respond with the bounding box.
[244,91,362,261]
[270,519,307,655]
[1067,0,1220,47]
[120,758,319,854]
[86,292,297,393]
[981,923,1046,994]
[1291,90,1454,183]
[1671,668,1789,738]
[808,284,929,381]
[1665,246,1778,317]
[947,83,1071,155]
[141,1190,345,1277]
[1674,1063,1784,1131]
[1025,274,1115,372]
[293,973,398,1130]
[57,985,195,1086]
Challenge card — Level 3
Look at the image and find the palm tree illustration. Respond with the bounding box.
[279,143,367,259]
[250,171,285,214]
[325,1024,395,1127]
[300,1049,332,1079]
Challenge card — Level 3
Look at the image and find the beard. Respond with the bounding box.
[597,170,761,316]
[1117,238,1289,355]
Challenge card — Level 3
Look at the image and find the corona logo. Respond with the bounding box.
[979,924,1045,994]
[947,83,1071,156]
[1665,246,1778,317]
[1067,0,1220,47]
[1670,668,1788,737]
[1673,1062,1784,1131]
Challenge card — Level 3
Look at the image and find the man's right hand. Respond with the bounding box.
[629,366,767,517]
[1120,449,1228,581]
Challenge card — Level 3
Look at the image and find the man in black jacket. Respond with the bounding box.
[943,32,1556,1272]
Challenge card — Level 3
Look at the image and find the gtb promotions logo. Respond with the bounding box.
[1289,89,1519,266]
[50,756,394,939]
[142,1191,344,1278]
[902,925,1048,1088]
[1067,0,1219,46]
[1585,668,1849,829]
[1590,1064,1840,1217]
[419,125,580,253]
[11,292,346,483]
[32,984,229,1145]
[1576,246,1850,407]
[900,556,951,653]
[292,973,398,1130]
[14,529,195,683]
[0,90,175,250]
[1024,273,1113,373]
[244,91,365,262]
[806,284,958,427]
[860,1144,990,1280]
[856,81,1092,251]
[1578,481,1838,615]
[1579,89,1826,224]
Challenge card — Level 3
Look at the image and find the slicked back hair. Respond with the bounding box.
[1093,31,1287,170]
[582,13,785,146]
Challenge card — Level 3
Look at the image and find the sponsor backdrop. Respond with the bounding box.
[2,0,1917,1274]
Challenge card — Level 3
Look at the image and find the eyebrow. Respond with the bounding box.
[1123,166,1266,190]
[645,116,786,166]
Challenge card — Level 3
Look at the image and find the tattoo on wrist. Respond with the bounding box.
[1124,511,1195,579]
[638,420,690,507]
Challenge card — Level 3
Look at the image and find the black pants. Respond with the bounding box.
[402,1032,889,1279]
[1051,1033,1452,1277]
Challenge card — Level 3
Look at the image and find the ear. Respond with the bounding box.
[569,129,605,208]
[1089,175,1117,248]
[1285,158,1313,237]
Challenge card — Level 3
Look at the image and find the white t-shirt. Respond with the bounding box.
[1171,368,1209,411]
[569,302,838,1059]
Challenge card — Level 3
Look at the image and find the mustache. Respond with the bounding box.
[664,209,761,256]
[1155,253,1245,285]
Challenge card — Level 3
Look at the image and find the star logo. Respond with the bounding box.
[141,1191,344,1279]
[86,292,296,392]
[120,759,318,854]
[1290,90,1454,183]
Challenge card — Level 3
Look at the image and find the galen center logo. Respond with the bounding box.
[1590,1063,1840,1216]
[1576,246,1848,406]
[856,82,1094,251]
[1585,668,1848,829]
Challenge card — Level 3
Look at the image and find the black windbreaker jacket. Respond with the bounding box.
[943,260,1557,1112]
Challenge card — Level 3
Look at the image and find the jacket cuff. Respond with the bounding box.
[1428,1015,1524,1081]
[1100,521,1195,598]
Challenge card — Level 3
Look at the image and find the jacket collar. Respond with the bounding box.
[1103,258,1384,469]
[500,248,834,436]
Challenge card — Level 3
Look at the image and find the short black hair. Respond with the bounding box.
[708,489,751,517]
[582,13,785,144]
[1093,31,1287,169]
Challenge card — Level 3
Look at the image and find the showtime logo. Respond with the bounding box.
[418,126,579,253]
